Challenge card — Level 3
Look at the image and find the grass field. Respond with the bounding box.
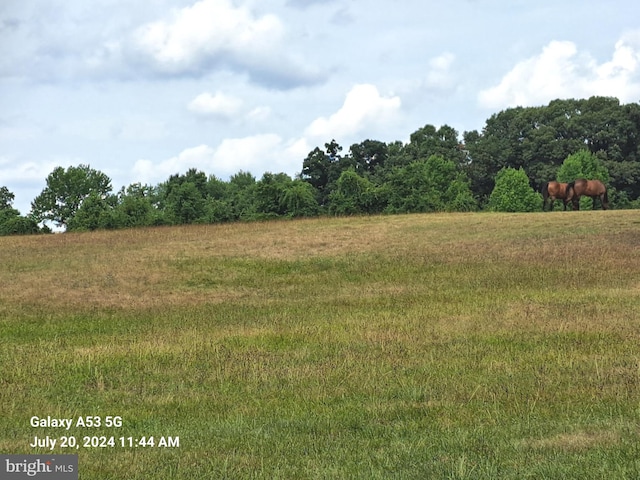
[1,210,640,479]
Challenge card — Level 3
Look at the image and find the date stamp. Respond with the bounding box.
[27,415,179,450]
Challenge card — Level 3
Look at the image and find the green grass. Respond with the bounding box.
[1,211,640,478]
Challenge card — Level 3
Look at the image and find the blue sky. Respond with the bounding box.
[1,0,639,215]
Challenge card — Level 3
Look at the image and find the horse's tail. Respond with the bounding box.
[565,181,576,209]
[603,187,609,209]
[541,182,549,209]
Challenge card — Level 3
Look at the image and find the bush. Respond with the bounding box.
[488,167,541,212]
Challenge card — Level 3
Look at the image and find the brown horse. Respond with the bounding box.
[565,179,609,210]
[542,181,571,211]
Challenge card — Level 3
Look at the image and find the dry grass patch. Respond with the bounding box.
[524,429,621,451]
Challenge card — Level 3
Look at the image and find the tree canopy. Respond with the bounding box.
[3,96,639,235]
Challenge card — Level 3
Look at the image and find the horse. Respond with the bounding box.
[565,178,609,210]
[541,181,571,211]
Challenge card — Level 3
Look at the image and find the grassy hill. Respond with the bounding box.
[2,211,640,479]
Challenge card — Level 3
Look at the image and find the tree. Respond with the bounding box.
[385,155,476,213]
[255,172,292,217]
[0,186,14,210]
[328,169,385,215]
[31,165,112,229]
[557,150,610,210]
[226,171,257,220]
[67,192,115,231]
[348,139,389,177]
[157,169,209,224]
[404,124,465,166]
[165,182,206,224]
[0,187,40,236]
[463,97,640,206]
[281,181,319,217]
[556,150,609,183]
[488,167,541,212]
[0,211,40,236]
[111,183,159,228]
[301,140,350,207]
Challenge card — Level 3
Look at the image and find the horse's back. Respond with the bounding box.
[547,181,568,198]
[591,179,606,195]
[581,179,606,195]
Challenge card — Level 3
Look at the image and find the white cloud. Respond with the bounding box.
[0,156,69,215]
[0,157,57,186]
[187,92,243,117]
[133,0,282,72]
[129,0,323,87]
[425,52,456,90]
[213,134,284,174]
[133,144,215,184]
[479,33,640,109]
[132,134,305,184]
[305,84,401,140]
[245,106,272,123]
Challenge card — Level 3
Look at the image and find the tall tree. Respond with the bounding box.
[348,139,388,177]
[385,155,475,213]
[403,124,465,166]
[464,97,640,206]
[31,165,112,229]
[301,140,350,207]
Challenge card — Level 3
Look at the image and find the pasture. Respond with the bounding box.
[1,211,640,479]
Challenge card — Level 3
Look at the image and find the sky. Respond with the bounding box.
[1,0,640,215]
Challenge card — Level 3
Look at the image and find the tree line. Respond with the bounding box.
[2,96,639,235]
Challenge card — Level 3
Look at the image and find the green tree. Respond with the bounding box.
[463,96,640,206]
[404,124,465,166]
[301,140,350,207]
[157,169,209,224]
[348,139,389,177]
[112,183,159,228]
[227,171,257,220]
[0,186,14,210]
[385,155,476,213]
[328,169,384,215]
[556,150,610,183]
[31,165,112,229]
[165,182,206,224]
[488,167,541,212]
[281,181,319,217]
[255,172,292,217]
[557,150,610,210]
[67,192,115,231]
[0,187,40,235]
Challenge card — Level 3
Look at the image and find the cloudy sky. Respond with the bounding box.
[1,0,639,215]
